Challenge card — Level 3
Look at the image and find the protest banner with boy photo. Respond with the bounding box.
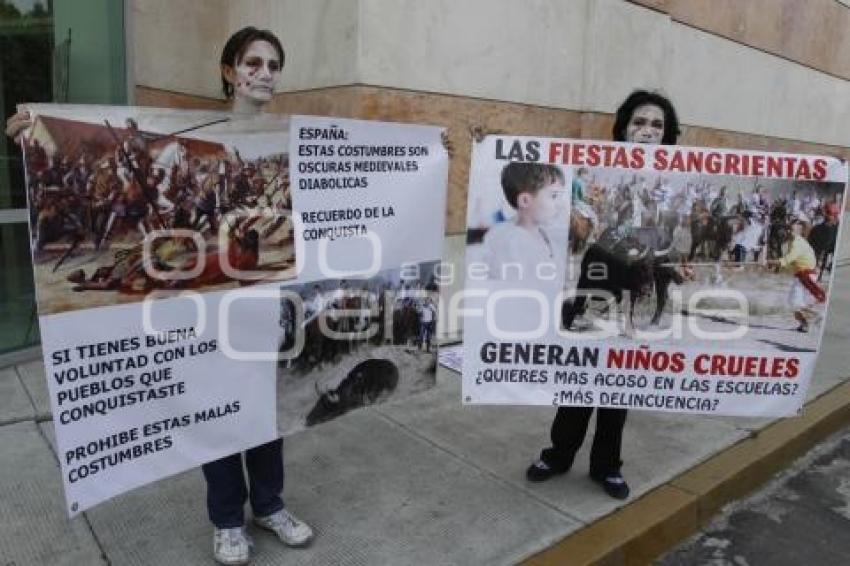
[463,136,847,417]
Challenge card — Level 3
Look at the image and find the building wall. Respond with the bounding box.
[133,0,358,98]
[133,0,229,99]
[358,0,588,110]
[132,0,850,236]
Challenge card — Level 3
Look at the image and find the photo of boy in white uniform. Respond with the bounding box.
[481,162,568,282]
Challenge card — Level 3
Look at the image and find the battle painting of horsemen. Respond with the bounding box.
[465,147,845,354]
[21,106,295,315]
[275,261,439,435]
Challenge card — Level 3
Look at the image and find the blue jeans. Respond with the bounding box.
[419,321,435,349]
[201,438,284,528]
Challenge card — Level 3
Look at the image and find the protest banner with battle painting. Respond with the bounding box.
[21,105,447,515]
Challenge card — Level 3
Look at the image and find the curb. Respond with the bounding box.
[521,379,850,566]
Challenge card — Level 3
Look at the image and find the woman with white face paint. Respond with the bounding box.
[526,90,681,501]
[5,26,310,566]
[201,27,313,566]
[220,27,284,114]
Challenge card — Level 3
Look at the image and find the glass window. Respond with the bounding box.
[0,0,126,359]
[0,1,54,355]
[0,222,39,354]
[1,0,55,211]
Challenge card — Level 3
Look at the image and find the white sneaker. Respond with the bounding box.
[213,526,253,565]
[254,508,314,547]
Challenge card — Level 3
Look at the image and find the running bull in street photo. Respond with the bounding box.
[561,227,690,331]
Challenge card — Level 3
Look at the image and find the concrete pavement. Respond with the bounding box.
[658,425,850,566]
[2,228,850,565]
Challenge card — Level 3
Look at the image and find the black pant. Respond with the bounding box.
[201,438,285,528]
[540,406,627,478]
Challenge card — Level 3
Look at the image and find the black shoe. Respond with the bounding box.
[525,459,568,482]
[591,471,630,499]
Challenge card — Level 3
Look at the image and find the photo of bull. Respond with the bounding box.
[562,227,686,331]
[808,216,840,280]
[305,359,399,426]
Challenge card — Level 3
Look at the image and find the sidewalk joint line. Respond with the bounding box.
[0,416,37,427]
[13,365,39,419]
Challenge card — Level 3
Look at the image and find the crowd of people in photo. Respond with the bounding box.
[571,168,842,274]
[567,168,841,336]
[281,277,440,371]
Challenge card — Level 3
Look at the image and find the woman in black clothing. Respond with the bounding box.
[525,90,681,499]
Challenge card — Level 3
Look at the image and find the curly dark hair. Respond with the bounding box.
[220,27,285,99]
[612,90,680,145]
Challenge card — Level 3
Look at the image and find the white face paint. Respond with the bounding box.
[625,104,665,144]
[229,40,282,107]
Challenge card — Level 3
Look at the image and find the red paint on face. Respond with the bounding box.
[231,40,282,105]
